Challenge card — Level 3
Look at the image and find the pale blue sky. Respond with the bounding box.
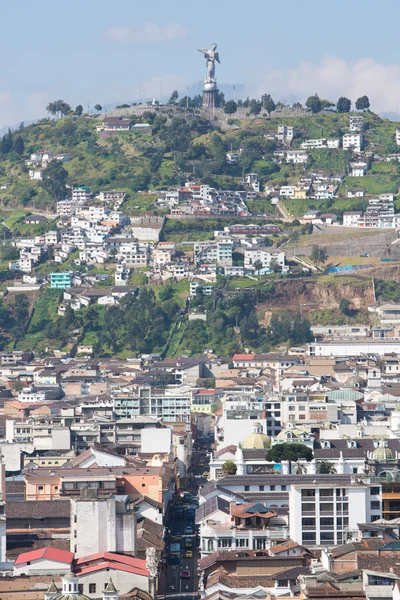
[2,0,400,127]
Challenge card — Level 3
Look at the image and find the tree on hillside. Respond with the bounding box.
[266,443,313,474]
[46,100,71,118]
[249,100,262,115]
[1,129,13,154]
[311,245,328,266]
[337,97,351,113]
[320,99,335,110]
[306,95,322,114]
[355,96,370,111]
[261,94,276,115]
[94,104,102,112]
[41,160,68,200]
[316,460,337,474]
[339,298,351,315]
[224,100,237,115]
[222,460,237,475]
[74,105,83,116]
[168,90,179,104]
[13,136,24,156]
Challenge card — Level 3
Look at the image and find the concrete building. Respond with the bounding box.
[343,133,363,151]
[289,477,381,546]
[50,271,72,289]
[71,492,136,557]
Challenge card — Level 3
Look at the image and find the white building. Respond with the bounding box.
[350,161,368,177]
[244,248,285,270]
[286,150,308,164]
[289,477,381,546]
[343,133,363,151]
[343,211,363,227]
[28,169,43,181]
[396,129,400,146]
[277,125,295,144]
[350,115,364,132]
[71,495,136,557]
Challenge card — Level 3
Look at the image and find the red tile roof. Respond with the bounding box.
[232,354,255,360]
[76,560,149,577]
[14,547,74,566]
[74,551,148,576]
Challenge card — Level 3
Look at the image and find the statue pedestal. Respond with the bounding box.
[202,89,218,108]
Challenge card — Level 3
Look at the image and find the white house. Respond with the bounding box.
[343,211,363,227]
[244,248,285,270]
[350,161,368,177]
[343,133,363,151]
[13,547,74,576]
[286,150,308,164]
[350,115,364,131]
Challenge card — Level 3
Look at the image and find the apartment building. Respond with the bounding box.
[289,477,381,546]
[113,385,192,428]
[244,248,285,271]
[349,115,364,131]
[343,133,363,151]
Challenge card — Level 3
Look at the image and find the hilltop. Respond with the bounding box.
[0,108,399,218]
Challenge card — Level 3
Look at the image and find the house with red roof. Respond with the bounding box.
[13,547,74,576]
[74,551,150,597]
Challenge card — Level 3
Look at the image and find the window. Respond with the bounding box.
[270,485,275,491]
[371,487,380,495]
[281,485,287,491]
[244,486,249,492]
[302,532,316,542]
[302,489,315,498]
[38,485,44,491]
[89,584,96,594]
[259,486,264,491]
[302,518,316,528]
[371,501,380,510]
[320,532,334,542]
[302,503,315,514]
[236,538,248,548]
[218,538,231,548]
[320,518,334,529]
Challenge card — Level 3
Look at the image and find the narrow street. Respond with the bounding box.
[159,435,212,600]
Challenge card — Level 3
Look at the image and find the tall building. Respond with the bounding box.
[289,477,382,547]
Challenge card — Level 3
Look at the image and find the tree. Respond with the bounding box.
[320,99,335,110]
[261,94,276,115]
[13,135,24,156]
[337,97,351,113]
[306,95,322,114]
[224,100,237,115]
[1,129,13,154]
[311,245,328,266]
[249,100,262,115]
[168,90,179,104]
[266,443,313,474]
[94,104,102,112]
[222,460,237,475]
[41,160,68,200]
[74,105,83,116]
[339,298,351,315]
[355,96,370,111]
[46,100,71,118]
[316,460,337,474]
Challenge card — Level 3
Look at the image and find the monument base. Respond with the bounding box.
[202,89,218,109]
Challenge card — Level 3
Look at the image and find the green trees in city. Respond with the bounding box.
[266,443,313,474]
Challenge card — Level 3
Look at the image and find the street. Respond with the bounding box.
[160,435,212,599]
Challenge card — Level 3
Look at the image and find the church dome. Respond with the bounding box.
[242,425,271,450]
[345,374,366,389]
[372,445,393,461]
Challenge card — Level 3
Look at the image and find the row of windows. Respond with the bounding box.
[302,517,349,528]
[244,485,287,492]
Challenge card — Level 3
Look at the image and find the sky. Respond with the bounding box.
[2,0,400,127]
